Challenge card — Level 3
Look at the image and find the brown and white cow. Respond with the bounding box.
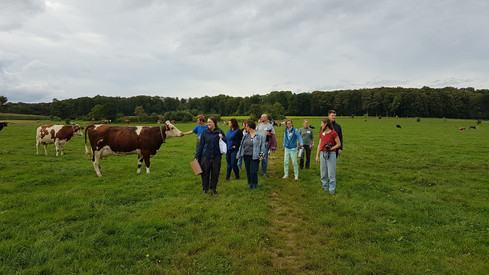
[36,124,84,156]
[84,121,182,177]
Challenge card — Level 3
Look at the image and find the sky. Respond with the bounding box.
[1,0,489,103]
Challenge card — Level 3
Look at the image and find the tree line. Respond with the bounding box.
[1,86,489,122]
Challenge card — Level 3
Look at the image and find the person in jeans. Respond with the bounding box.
[315,117,341,194]
[282,120,304,180]
[225,118,243,180]
[298,119,314,169]
[256,114,275,177]
[236,121,266,189]
[195,117,226,196]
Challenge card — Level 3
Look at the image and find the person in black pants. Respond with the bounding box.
[236,121,267,190]
[195,117,226,196]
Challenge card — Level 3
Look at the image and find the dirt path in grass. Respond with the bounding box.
[267,179,316,273]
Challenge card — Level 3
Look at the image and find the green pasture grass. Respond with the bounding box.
[0,118,488,274]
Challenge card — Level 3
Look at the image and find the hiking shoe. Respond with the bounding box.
[211,190,218,196]
[295,176,299,180]
[282,175,288,179]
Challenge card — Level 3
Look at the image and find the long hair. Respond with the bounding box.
[321,118,333,132]
[208,117,218,127]
[229,118,239,129]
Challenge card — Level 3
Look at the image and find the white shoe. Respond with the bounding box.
[283,175,288,179]
[294,176,299,180]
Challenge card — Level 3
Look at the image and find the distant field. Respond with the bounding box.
[0,117,488,274]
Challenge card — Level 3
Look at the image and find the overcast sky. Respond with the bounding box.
[1,0,489,103]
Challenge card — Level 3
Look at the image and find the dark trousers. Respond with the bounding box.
[225,149,240,179]
[200,156,221,191]
[299,145,312,169]
[244,155,259,189]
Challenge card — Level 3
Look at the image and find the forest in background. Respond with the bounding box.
[1,86,489,122]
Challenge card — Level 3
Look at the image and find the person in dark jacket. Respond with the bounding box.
[225,118,243,181]
[195,117,226,196]
[328,110,343,157]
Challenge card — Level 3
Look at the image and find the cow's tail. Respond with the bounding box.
[85,125,95,157]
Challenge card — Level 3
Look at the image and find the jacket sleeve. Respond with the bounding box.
[296,129,304,146]
[236,133,245,158]
[259,134,267,158]
[336,125,343,150]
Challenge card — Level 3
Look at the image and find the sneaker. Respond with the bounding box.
[211,189,218,196]
[262,174,268,178]
[283,175,288,179]
[294,176,299,180]
[225,178,230,181]
[203,190,208,194]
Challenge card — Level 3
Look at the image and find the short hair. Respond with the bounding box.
[229,118,239,129]
[247,120,256,130]
[196,115,205,122]
[328,110,336,115]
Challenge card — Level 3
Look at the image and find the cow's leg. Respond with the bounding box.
[60,144,65,156]
[55,140,60,156]
[93,151,103,177]
[36,139,40,154]
[143,155,151,174]
[43,144,48,156]
[137,155,144,174]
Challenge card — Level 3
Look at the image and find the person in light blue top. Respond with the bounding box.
[282,120,304,180]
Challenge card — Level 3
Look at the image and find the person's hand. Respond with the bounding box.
[311,144,314,148]
[236,156,239,160]
[180,133,185,136]
[232,145,236,149]
[315,155,319,163]
[219,134,223,138]
[338,149,343,155]
[259,157,264,161]
[301,146,304,149]
[282,147,285,152]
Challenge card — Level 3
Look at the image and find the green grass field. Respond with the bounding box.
[1,117,488,274]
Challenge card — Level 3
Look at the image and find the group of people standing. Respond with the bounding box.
[182,111,343,196]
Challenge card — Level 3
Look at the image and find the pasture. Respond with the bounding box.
[0,117,488,274]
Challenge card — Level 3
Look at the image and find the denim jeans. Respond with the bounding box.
[225,149,239,179]
[243,155,259,189]
[283,149,299,178]
[320,150,337,194]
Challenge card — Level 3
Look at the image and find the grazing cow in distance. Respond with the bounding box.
[85,121,183,177]
[124,119,131,124]
[171,120,176,124]
[157,120,163,124]
[36,124,84,156]
[469,126,476,129]
[459,127,466,131]
[396,124,402,129]
[0,121,8,131]
[100,119,111,124]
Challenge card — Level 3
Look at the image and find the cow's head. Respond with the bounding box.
[73,124,84,136]
[165,121,183,138]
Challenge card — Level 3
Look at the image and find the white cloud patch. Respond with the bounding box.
[1,0,489,103]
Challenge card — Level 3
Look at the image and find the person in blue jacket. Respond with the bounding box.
[225,118,243,180]
[282,120,304,180]
[195,117,226,196]
[236,121,267,190]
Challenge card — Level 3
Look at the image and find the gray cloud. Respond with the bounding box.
[1,0,489,103]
